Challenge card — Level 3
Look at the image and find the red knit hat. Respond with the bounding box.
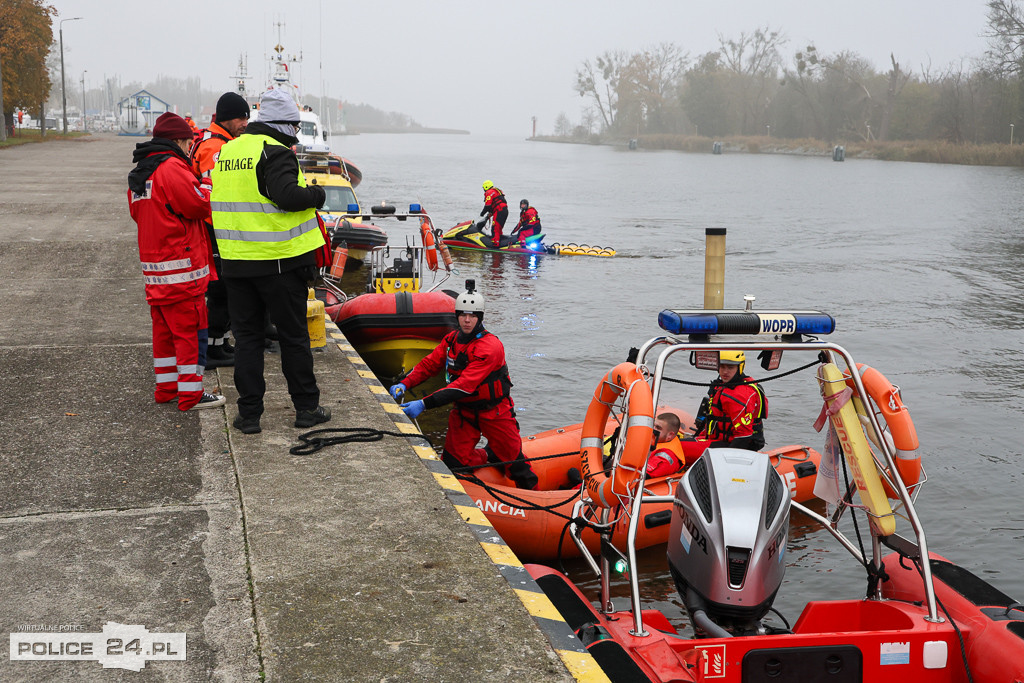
[152,112,193,140]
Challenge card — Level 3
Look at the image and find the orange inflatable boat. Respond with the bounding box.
[460,410,821,562]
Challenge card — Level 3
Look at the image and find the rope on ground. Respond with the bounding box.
[290,427,433,455]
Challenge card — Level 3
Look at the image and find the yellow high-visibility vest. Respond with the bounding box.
[210,134,322,260]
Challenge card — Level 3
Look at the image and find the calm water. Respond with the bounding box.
[331,132,1024,630]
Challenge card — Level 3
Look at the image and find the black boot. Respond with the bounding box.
[506,453,539,491]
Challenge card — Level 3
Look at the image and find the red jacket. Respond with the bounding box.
[127,139,213,306]
[404,328,512,410]
[483,187,507,215]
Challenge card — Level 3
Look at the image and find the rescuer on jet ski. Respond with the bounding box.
[511,199,542,244]
[390,279,538,490]
[478,180,508,247]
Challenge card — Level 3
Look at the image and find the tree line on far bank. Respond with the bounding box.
[560,1,1024,148]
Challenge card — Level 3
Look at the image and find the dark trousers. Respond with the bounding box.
[224,269,319,419]
[206,230,229,340]
[206,276,229,340]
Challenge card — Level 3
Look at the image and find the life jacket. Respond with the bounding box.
[483,187,507,214]
[209,134,323,261]
[702,376,767,449]
[647,432,689,475]
[189,127,231,179]
[520,206,540,226]
[446,330,513,410]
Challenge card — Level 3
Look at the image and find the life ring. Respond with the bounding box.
[844,363,921,497]
[580,362,655,508]
[421,219,439,271]
[818,362,896,536]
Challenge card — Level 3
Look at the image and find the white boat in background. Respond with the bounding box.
[236,37,362,188]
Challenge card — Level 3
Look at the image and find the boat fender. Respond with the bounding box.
[844,363,921,497]
[580,362,654,508]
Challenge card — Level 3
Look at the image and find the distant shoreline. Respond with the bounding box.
[529,134,1024,167]
[342,126,469,135]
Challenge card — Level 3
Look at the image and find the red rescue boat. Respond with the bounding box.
[518,308,1024,683]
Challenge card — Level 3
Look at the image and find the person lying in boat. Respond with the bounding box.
[644,412,689,477]
[390,279,539,490]
[679,350,767,462]
[510,199,542,244]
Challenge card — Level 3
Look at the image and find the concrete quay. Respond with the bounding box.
[0,135,602,682]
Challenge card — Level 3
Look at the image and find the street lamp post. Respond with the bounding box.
[59,16,83,134]
[81,71,87,132]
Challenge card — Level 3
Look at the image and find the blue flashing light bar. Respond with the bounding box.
[346,203,360,213]
[409,203,422,213]
[658,309,836,336]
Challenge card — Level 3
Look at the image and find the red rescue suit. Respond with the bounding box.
[645,433,688,478]
[481,187,508,245]
[402,326,537,489]
[680,375,767,462]
[514,206,541,242]
[127,140,214,410]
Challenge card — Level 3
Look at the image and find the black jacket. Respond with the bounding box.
[219,122,327,278]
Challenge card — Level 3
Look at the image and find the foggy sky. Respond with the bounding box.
[52,0,991,136]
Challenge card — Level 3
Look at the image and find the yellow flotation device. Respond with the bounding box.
[548,242,616,257]
[817,362,896,536]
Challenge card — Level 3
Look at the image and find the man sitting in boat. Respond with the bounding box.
[680,350,767,462]
[479,180,509,247]
[644,412,688,477]
[390,279,539,490]
[511,199,542,244]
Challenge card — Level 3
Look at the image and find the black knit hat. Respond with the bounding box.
[216,92,250,122]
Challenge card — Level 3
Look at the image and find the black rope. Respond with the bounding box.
[290,427,433,455]
[660,358,824,389]
[446,448,579,473]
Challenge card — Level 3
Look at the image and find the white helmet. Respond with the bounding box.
[456,279,485,316]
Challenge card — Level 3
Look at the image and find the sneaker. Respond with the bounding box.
[187,392,226,410]
[295,405,331,428]
[222,339,235,354]
[206,345,235,368]
[233,414,262,434]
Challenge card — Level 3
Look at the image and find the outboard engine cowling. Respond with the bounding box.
[667,448,790,636]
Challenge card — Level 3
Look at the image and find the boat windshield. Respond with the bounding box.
[299,120,318,137]
[322,185,358,213]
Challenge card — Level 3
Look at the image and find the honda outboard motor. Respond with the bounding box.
[667,448,790,637]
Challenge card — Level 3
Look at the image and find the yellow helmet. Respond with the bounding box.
[719,350,745,372]
[482,180,493,190]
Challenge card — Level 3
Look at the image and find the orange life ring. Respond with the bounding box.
[421,219,439,271]
[844,363,921,496]
[580,362,655,508]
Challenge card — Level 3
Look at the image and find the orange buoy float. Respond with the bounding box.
[438,238,454,270]
[328,243,348,279]
[421,219,439,271]
[580,362,654,508]
[844,363,921,497]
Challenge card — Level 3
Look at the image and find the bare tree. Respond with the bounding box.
[553,112,573,137]
[574,51,627,131]
[717,27,786,134]
[617,42,689,134]
[984,0,1024,76]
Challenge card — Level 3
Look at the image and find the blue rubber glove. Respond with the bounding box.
[389,383,407,400]
[401,399,425,419]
